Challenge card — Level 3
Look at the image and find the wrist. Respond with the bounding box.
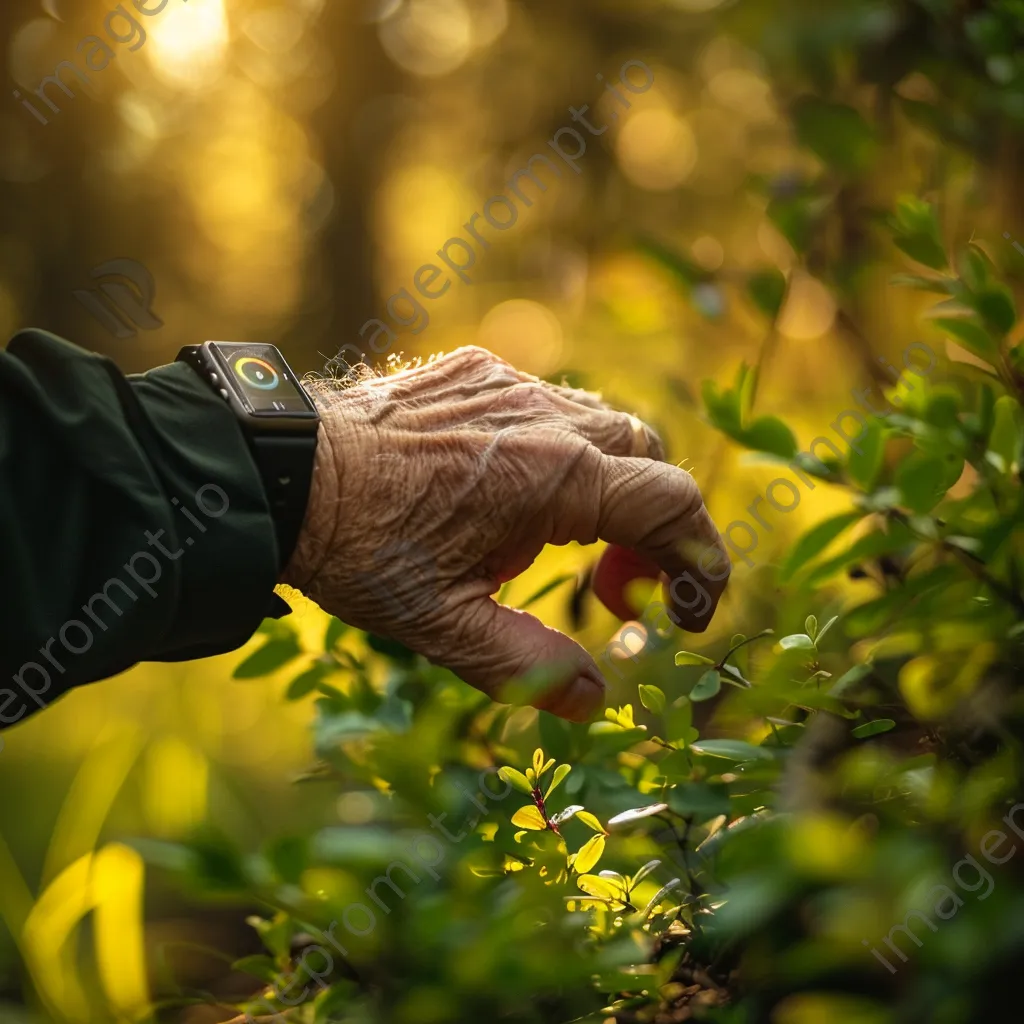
[279,419,338,593]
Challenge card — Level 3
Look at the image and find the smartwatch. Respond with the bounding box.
[176,341,320,570]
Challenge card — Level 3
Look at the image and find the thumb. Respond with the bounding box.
[430,598,606,723]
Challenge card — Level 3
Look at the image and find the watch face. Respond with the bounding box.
[210,343,316,417]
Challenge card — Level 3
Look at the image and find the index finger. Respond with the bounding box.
[589,456,731,631]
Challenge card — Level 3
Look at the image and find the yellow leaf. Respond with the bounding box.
[511,805,547,830]
[526,767,537,787]
[513,830,528,843]
[616,705,635,729]
[573,834,606,874]
[576,811,607,834]
[576,873,625,902]
[541,757,556,777]
[532,748,545,775]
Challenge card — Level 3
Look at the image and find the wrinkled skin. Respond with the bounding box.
[281,346,729,722]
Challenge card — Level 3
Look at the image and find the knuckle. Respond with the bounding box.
[448,345,514,373]
[506,381,559,415]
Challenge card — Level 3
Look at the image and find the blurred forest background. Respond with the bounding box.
[2,0,1024,1022]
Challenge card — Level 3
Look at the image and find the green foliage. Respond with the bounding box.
[135,8,1024,1023]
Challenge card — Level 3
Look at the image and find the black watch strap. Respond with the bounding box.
[175,342,319,574]
[250,433,317,570]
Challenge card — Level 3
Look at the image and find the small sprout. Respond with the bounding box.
[805,614,818,640]
[816,615,840,645]
[526,767,537,787]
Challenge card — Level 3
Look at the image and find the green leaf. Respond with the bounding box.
[793,96,878,173]
[689,669,722,702]
[779,511,864,583]
[324,617,347,650]
[638,684,666,715]
[232,954,280,983]
[545,764,572,800]
[740,416,799,459]
[630,859,662,889]
[988,395,1021,473]
[896,235,950,271]
[573,834,606,874]
[895,453,948,513]
[587,724,649,758]
[851,719,897,739]
[286,665,327,701]
[667,782,731,818]
[932,317,998,362]
[691,739,775,762]
[778,633,815,651]
[233,635,303,679]
[702,378,743,436]
[892,196,947,270]
[805,519,913,585]
[498,767,534,795]
[804,615,818,640]
[642,878,682,920]
[815,615,840,645]
[973,286,1016,335]
[747,268,787,319]
[846,418,886,490]
[675,651,715,667]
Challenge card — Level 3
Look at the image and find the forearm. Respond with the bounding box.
[0,329,282,727]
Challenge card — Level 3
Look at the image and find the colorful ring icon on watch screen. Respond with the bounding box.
[234,356,280,390]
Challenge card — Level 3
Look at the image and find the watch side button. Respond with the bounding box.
[218,388,230,400]
[209,372,220,385]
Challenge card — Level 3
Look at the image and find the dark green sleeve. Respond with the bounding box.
[0,328,285,729]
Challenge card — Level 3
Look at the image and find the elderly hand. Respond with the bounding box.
[281,346,729,722]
